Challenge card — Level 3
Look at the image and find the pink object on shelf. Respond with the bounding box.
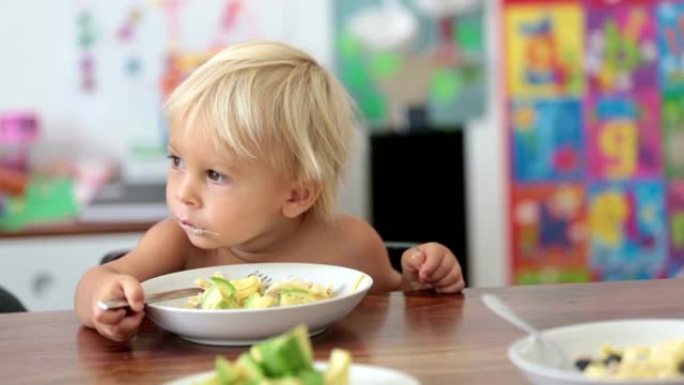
[0,112,40,144]
[0,153,29,172]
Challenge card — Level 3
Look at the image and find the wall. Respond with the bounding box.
[0,0,508,288]
[289,0,508,288]
[466,0,507,287]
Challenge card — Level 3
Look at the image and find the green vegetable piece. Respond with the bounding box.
[249,344,264,364]
[210,276,237,297]
[257,336,296,377]
[279,289,313,306]
[215,356,237,384]
[257,334,311,377]
[207,325,328,385]
[201,286,226,310]
[298,368,324,385]
[200,278,241,309]
[289,325,313,363]
[236,353,266,381]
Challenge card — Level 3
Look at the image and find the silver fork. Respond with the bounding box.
[249,270,272,288]
[97,287,204,311]
[98,271,271,311]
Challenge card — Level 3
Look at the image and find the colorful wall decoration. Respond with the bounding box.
[69,0,260,160]
[504,0,684,284]
[334,0,486,131]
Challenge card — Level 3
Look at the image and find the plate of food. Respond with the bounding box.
[508,319,684,385]
[142,263,372,345]
[165,325,420,385]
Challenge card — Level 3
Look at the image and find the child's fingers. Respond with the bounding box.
[433,264,465,293]
[401,248,426,274]
[117,311,145,333]
[421,254,454,282]
[94,307,127,325]
[401,249,432,290]
[97,311,145,342]
[418,250,450,280]
[120,276,145,312]
[432,271,461,292]
[435,279,465,294]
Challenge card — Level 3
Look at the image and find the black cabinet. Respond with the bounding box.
[370,130,469,284]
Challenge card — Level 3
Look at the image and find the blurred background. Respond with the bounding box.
[2,0,679,311]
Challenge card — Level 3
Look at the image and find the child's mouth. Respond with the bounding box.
[179,220,218,236]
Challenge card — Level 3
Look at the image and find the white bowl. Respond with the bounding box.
[142,263,372,346]
[509,319,684,385]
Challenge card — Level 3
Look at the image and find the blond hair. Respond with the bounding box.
[165,41,357,220]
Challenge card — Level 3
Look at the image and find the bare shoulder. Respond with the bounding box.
[324,214,401,292]
[332,215,383,250]
[106,218,202,281]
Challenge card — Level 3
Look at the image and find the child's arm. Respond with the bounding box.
[335,215,403,293]
[74,218,193,341]
[400,242,465,293]
[335,218,465,293]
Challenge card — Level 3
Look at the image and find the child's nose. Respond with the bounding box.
[175,176,200,207]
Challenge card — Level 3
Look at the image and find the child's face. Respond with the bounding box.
[165,127,296,251]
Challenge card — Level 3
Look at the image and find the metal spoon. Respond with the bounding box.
[481,293,569,369]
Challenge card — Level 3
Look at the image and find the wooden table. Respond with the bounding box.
[2,278,684,384]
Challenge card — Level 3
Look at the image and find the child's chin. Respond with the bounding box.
[187,234,219,249]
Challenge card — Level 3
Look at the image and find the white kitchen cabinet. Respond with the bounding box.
[0,233,143,311]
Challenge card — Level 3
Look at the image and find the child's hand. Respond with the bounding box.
[401,242,465,293]
[91,274,146,341]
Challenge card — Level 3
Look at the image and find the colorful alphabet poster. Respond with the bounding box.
[667,182,684,272]
[662,91,684,177]
[658,3,684,93]
[584,92,663,180]
[504,2,584,98]
[511,99,585,182]
[588,181,667,281]
[504,0,684,284]
[511,184,589,284]
[585,3,658,95]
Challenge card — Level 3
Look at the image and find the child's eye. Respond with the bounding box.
[207,169,229,183]
[168,155,184,169]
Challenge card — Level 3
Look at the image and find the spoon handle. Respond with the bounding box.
[481,293,569,369]
[481,294,538,336]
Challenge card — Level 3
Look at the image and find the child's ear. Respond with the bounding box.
[282,181,321,218]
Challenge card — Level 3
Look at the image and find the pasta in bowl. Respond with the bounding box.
[142,263,372,346]
[508,319,684,385]
[186,273,335,310]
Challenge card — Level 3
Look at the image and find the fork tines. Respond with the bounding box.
[249,270,272,286]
